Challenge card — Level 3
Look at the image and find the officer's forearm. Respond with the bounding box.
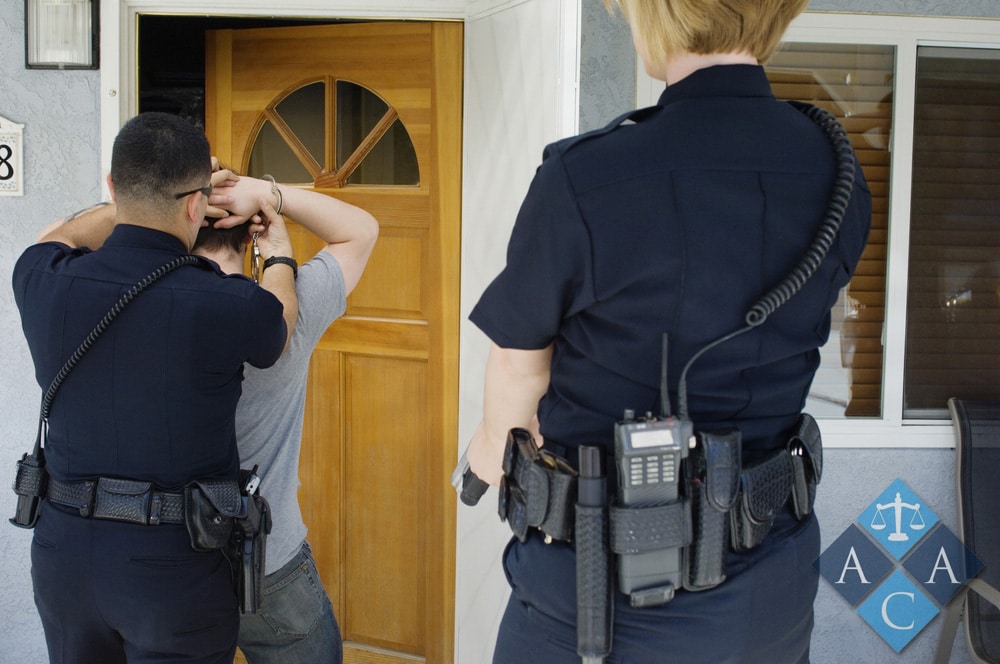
[471,343,552,484]
[37,202,115,247]
[483,343,551,434]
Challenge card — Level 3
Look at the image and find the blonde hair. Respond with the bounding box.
[604,0,809,66]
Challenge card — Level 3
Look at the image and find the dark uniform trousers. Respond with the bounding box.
[32,502,239,664]
[493,508,820,664]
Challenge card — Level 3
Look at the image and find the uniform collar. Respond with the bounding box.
[657,64,774,107]
[103,223,189,255]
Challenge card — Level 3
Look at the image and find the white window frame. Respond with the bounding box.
[636,13,1000,448]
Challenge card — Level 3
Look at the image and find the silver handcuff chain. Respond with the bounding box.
[250,232,262,284]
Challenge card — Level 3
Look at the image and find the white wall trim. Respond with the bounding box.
[121,0,465,17]
[467,0,533,21]
[557,0,582,137]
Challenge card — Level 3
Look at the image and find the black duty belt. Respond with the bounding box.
[498,413,823,554]
[46,477,185,525]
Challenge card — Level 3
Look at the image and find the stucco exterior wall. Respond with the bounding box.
[1,2,101,662]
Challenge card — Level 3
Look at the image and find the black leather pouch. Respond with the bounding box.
[10,452,47,528]
[92,478,153,524]
[788,414,823,520]
[184,479,243,551]
[729,450,793,552]
[683,429,741,591]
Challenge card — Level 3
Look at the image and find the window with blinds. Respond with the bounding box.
[903,47,1000,418]
[765,44,893,418]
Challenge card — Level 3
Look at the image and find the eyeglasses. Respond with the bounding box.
[173,185,212,200]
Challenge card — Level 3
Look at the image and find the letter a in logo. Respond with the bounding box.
[836,547,872,585]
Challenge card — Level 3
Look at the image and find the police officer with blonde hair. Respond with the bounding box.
[466,1,872,661]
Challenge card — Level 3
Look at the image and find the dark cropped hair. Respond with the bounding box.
[110,112,211,205]
[193,220,250,255]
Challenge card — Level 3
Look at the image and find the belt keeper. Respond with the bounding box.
[78,480,96,517]
[149,492,163,525]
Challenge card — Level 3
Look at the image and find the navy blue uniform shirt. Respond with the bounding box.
[470,65,872,452]
[12,224,287,489]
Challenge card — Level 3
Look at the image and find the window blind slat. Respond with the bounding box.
[767,43,893,418]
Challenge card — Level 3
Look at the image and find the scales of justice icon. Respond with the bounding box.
[871,491,926,541]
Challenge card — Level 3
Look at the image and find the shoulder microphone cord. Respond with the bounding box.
[676,104,856,421]
[34,255,205,452]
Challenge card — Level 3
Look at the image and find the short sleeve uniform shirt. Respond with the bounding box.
[470,65,872,452]
[13,224,287,489]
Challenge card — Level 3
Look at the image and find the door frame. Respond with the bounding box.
[98,2,582,662]
[98,0,465,171]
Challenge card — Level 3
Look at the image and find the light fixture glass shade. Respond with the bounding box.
[25,0,98,69]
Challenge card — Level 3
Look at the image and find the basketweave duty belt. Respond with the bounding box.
[46,476,185,525]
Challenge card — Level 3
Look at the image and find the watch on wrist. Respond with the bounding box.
[262,255,298,279]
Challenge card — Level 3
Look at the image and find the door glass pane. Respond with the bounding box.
[336,80,390,169]
[346,118,420,186]
[247,119,313,183]
[336,80,418,185]
[766,43,894,419]
[275,81,327,167]
[904,47,1000,418]
[247,78,419,186]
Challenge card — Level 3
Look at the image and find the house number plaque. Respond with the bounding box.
[0,114,25,197]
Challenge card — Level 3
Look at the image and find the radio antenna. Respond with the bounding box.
[660,333,672,418]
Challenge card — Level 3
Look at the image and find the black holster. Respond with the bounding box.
[184,477,271,614]
[498,428,577,543]
[234,492,271,615]
[10,452,47,529]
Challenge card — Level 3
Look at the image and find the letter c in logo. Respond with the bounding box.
[881,592,915,630]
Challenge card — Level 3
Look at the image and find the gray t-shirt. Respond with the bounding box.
[236,250,346,574]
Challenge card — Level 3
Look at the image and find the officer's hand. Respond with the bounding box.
[253,199,294,260]
[211,176,279,227]
[466,422,506,487]
[204,167,241,224]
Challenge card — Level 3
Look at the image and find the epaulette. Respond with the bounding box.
[549,104,662,156]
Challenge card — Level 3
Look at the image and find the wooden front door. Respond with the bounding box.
[205,22,462,664]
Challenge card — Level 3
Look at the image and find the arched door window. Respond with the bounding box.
[247,79,419,187]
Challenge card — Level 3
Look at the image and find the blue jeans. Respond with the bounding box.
[238,541,342,664]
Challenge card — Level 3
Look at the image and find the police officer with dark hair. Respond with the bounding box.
[466,1,872,662]
[12,112,296,663]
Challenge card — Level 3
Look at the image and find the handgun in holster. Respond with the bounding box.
[234,489,271,615]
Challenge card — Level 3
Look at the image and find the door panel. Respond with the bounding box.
[206,22,462,664]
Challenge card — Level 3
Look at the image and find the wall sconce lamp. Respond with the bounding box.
[25,0,99,70]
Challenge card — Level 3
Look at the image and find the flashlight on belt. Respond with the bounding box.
[451,448,489,506]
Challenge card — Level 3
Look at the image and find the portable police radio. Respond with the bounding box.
[614,409,693,602]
